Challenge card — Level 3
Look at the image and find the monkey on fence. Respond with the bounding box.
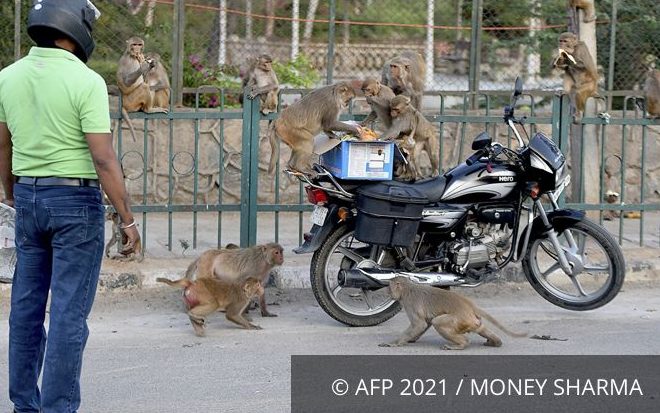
[157,276,264,335]
[267,82,361,176]
[381,51,426,111]
[360,78,395,131]
[643,64,660,119]
[190,243,284,318]
[116,36,167,141]
[569,0,596,23]
[240,54,280,115]
[379,277,526,350]
[380,95,439,180]
[143,51,171,109]
[552,32,599,117]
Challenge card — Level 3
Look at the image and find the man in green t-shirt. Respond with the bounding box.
[0,2,140,412]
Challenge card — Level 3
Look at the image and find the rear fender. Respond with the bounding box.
[517,209,585,257]
[293,204,343,254]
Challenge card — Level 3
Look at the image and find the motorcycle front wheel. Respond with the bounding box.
[522,219,625,310]
[310,224,401,326]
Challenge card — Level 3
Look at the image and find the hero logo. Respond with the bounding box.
[498,176,514,182]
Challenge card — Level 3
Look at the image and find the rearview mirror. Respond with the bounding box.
[472,131,492,150]
[513,77,523,97]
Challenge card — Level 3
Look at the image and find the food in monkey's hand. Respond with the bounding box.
[359,127,378,141]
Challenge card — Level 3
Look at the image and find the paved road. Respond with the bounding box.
[1,280,659,413]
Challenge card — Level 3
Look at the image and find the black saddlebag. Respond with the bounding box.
[355,182,428,247]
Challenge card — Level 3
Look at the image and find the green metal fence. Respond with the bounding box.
[105,89,659,253]
[2,1,659,251]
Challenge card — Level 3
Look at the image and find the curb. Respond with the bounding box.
[3,250,658,293]
[99,253,660,292]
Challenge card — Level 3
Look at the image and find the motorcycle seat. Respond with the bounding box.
[383,175,447,203]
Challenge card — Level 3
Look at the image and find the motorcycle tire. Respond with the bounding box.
[522,219,625,311]
[310,224,401,327]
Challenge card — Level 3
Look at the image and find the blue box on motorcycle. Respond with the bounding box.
[319,141,394,180]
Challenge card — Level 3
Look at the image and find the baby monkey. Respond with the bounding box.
[157,276,264,336]
[380,277,526,350]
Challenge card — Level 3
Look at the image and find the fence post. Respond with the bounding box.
[468,0,482,108]
[554,94,571,207]
[14,0,21,61]
[326,0,336,84]
[240,93,260,247]
[425,0,434,89]
[291,0,300,59]
[606,0,618,112]
[171,0,185,107]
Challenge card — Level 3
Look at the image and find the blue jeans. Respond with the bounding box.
[9,184,105,413]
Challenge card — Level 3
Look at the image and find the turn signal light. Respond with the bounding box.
[305,186,329,205]
[337,207,351,221]
[530,183,541,199]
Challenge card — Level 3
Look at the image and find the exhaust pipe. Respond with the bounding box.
[338,268,466,289]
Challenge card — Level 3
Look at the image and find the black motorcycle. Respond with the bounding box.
[286,78,625,327]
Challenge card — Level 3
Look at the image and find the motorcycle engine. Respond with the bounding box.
[447,223,512,274]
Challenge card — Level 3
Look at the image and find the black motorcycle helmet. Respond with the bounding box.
[27,0,101,63]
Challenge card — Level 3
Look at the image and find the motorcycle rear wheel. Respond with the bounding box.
[310,224,401,326]
[522,219,625,310]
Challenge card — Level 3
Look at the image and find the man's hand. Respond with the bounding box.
[120,225,141,256]
[1,198,14,208]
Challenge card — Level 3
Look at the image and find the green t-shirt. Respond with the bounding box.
[0,47,110,179]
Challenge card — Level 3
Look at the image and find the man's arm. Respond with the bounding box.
[85,132,140,254]
[0,122,13,206]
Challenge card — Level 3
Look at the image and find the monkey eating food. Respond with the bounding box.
[116,36,168,141]
[379,277,526,350]
[267,82,360,176]
[361,77,396,131]
[143,51,171,109]
[552,32,599,117]
[380,95,439,180]
[157,276,264,336]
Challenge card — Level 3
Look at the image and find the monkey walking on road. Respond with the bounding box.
[380,277,526,350]
[157,276,264,336]
[185,243,284,317]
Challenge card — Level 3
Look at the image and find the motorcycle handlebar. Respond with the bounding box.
[465,150,485,166]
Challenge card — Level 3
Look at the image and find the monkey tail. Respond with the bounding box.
[476,308,527,338]
[184,257,200,280]
[156,277,192,289]
[267,120,279,175]
[121,107,138,143]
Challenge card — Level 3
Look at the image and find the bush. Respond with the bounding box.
[273,54,321,88]
[183,54,242,108]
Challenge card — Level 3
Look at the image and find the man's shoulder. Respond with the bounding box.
[0,59,25,82]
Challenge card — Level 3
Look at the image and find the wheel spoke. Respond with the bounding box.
[577,233,587,255]
[583,264,609,273]
[337,246,365,264]
[541,262,561,278]
[331,285,341,299]
[362,289,375,310]
[569,275,588,296]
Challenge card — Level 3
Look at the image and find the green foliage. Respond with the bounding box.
[183,54,241,108]
[273,54,321,88]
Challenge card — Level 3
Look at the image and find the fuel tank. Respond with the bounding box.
[440,160,519,203]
